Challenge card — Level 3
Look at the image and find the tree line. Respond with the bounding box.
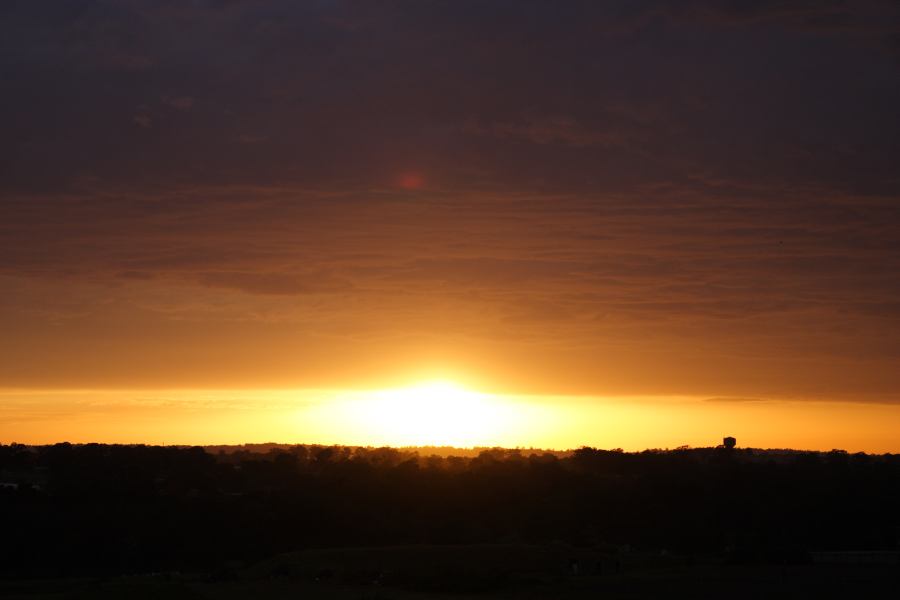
[1,443,898,577]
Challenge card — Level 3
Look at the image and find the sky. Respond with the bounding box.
[2,1,900,450]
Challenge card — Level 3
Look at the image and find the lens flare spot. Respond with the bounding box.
[398,172,425,189]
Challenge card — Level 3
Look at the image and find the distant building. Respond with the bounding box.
[723,437,736,449]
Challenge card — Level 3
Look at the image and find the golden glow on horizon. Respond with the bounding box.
[3,386,900,453]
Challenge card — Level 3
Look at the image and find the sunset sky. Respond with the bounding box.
[2,1,900,451]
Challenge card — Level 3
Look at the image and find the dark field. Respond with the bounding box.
[2,547,898,600]
[2,443,899,598]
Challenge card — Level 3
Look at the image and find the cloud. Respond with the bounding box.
[162,96,194,111]
[106,53,156,71]
[1,0,898,196]
[236,134,269,144]
[196,271,352,296]
[0,1,898,398]
[465,115,628,148]
[704,396,770,403]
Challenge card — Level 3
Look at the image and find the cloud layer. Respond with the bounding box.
[1,1,898,400]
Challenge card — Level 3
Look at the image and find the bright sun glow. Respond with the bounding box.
[313,380,539,447]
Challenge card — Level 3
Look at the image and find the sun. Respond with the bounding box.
[325,380,524,447]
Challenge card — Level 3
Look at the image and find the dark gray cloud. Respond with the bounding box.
[2,0,898,193]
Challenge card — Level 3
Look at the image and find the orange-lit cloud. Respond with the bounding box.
[2,185,897,403]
